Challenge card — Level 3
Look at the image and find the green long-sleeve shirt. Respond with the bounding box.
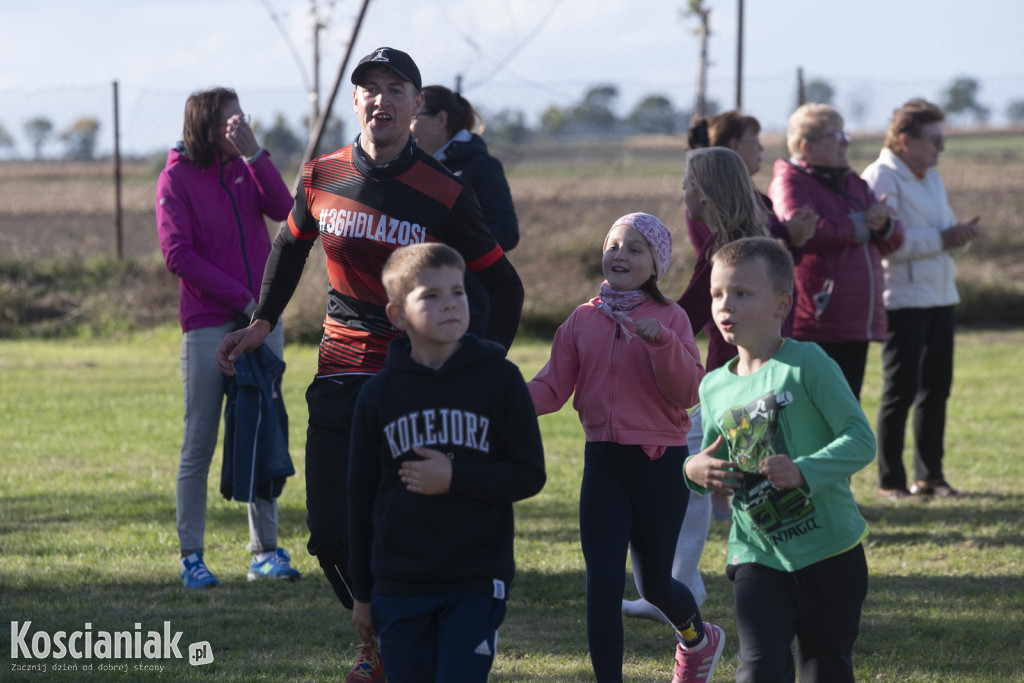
[689,339,875,572]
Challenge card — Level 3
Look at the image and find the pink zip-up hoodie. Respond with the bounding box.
[156,144,294,332]
[528,297,704,455]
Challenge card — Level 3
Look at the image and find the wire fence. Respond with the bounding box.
[2,70,1023,163]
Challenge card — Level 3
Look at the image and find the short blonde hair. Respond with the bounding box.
[786,103,844,158]
[382,243,466,305]
[684,147,768,252]
[712,236,794,296]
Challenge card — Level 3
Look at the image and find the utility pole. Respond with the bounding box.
[311,11,323,127]
[296,0,372,191]
[735,0,744,109]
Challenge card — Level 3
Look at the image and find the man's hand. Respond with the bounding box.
[399,446,453,495]
[352,600,377,646]
[216,319,272,376]
[683,436,742,494]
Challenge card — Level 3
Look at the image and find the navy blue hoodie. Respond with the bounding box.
[348,334,545,602]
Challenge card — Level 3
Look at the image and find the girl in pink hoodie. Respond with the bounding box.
[528,213,723,683]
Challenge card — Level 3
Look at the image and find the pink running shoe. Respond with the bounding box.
[672,622,725,682]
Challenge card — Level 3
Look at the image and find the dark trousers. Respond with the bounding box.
[372,592,506,683]
[580,442,701,682]
[728,544,868,683]
[876,307,955,489]
[816,340,869,400]
[304,375,370,610]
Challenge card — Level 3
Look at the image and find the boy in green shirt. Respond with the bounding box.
[684,236,874,683]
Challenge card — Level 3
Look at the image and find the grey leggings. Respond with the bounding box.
[176,321,285,556]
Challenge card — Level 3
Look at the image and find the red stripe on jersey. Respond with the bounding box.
[318,318,393,376]
[288,213,318,240]
[465,244,505,272]
[399,161,463,209]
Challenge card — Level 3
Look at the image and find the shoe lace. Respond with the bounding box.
[349,645,381,676]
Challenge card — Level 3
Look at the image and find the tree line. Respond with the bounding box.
[0,75,1010,163]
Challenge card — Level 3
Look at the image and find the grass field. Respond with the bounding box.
[2,326,1023,681]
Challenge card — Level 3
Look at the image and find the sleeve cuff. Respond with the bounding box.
[243,147,265,164]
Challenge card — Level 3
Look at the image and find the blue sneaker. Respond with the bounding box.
[247,548,302,582]
[181,552,221,589]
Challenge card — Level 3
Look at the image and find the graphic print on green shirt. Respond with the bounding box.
[722,390,815,535]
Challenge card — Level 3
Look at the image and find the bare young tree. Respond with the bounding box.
[683,0,712,119]
[24,116,54,160]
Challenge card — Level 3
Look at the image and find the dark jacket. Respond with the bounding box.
[441,133,519,251]
[221,343,294,502]
[348,334,545,602]
[440,133,520,337]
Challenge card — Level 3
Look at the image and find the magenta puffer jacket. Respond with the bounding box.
[769,158,904,343]
[156,145,294,332]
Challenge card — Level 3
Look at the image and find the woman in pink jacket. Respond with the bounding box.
[528,213,724,683]
[156,87,297,589]
[769,104,904,399]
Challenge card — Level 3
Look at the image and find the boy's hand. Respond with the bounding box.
[400,447,453,495]
[352,600,377,645]
[683,435,742,494]
[758,454,806,490]
[634,318,661,342]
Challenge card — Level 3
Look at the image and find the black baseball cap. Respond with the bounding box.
[351,47,422,91]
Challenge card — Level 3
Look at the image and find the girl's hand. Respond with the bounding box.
[684,436,742,494]
[634,318,661,342]
[225,113,259,158]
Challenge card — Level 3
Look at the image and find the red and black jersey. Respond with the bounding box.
[255,136,523,377]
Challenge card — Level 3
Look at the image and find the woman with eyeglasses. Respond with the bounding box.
[157,87,299,588]
[410,85,519,336]
[861,99,979,502]
[769,103,904,400]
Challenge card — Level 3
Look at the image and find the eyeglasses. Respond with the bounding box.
[926,134,944,146]
[818,130,850,144]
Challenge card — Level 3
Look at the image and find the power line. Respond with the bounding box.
[257,0,311,91]
[464,0,566,91]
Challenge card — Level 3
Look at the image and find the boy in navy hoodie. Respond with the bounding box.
[348,243,546,682]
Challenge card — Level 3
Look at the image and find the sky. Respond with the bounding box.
[3,0,1023,157]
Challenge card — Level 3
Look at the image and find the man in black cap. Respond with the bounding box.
[216,46,524,683]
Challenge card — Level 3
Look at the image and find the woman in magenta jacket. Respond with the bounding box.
[156,87,297,588]
[769,103,904,399]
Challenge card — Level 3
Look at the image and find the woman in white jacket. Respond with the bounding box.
[862,99,980,501]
